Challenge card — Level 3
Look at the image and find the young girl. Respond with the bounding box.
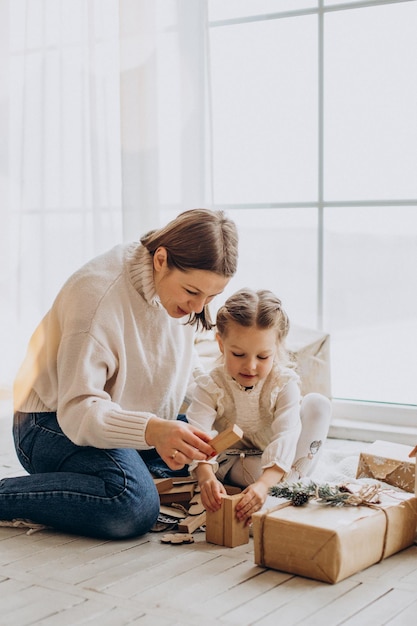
[187,288,331,525]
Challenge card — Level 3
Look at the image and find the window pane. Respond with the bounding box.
[324,207,417,405]
[208,0,317,21]
[324,2,417,200]
[215,209,318,330]
[157,30,183,205]
[209,16,317,204]
[5,0,123,390]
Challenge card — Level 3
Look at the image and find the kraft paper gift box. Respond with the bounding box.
[411,446,417,495]
[356,440,416,493]
[252,490,417,584]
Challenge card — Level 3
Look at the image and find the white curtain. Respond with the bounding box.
[0,0,207,395]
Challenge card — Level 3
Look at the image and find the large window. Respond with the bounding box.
[205,0,417,419]
[2,1,416,435]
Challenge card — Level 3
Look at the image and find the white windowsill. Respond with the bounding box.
[2,390,416,445]
[330,399,417,444]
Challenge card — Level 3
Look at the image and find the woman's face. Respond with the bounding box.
[153,247,230,318]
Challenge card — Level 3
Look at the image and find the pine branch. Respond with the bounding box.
[269,481,373,508]
[269,481,317,506]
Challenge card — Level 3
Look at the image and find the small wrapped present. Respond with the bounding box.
[356,440,416,493]
[410,445,417,496]
[252,485,417,584]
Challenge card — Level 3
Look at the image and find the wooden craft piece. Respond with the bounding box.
[210,424,243,454]
[177,511,206,534]
[172,477,198,485]
[153,477,173,493]
[159,505,187,519]
[159,482,195,505]
[160,533,194,544]
[205,505,224,546]
[188,493,205,516]
[205,493,250,548]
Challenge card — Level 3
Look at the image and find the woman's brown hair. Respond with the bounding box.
[141,208,238,330]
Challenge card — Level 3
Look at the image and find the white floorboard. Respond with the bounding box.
[1,407,416,626]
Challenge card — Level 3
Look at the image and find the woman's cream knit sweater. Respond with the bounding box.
[14,244,198,450]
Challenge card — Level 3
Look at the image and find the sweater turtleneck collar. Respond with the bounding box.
[126,243,162,309]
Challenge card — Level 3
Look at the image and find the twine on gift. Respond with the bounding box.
[344,483,380,505]
[368,506,390,563]
[317,483,392,563]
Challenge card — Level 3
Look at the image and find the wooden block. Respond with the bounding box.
[205,504,225,545]
[188,493,205,516]
[210,424,243,454]
[153,477,173,493]
[205,494,249,548]
[171,477,198,485]
[223,494,250,548]
[177,511,207,534]
[159,483,195,505]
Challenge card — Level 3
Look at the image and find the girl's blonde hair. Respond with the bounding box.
[216,288,291,364]
[141,208,238,330]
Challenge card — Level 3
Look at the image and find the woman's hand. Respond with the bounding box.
[145,417,215,470]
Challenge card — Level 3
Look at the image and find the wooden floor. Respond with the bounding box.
[1,405,416,626]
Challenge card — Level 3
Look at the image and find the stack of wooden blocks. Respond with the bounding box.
[205,492,250,548]
[154,477,207,533]
[154,424,250,547]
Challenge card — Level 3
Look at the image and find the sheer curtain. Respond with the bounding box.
[0,0,206,397]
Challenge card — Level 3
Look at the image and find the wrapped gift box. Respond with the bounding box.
[252,490,417,584]
[411,446,417,495]
[356,440,416,493]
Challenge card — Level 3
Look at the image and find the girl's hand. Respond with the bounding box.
[235,481,269,525]
[146,417,215,470]
[235,466,285,524]
[199,475,226,512]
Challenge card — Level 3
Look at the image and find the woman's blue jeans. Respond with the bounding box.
[0,412,161,539]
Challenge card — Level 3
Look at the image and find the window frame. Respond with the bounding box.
[203,0,417,442]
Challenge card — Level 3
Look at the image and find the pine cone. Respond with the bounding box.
[291,492,309,507]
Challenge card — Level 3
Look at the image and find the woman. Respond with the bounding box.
[2,209,238,539]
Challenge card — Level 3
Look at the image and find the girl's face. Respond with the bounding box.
[217,321,277,388]
[153,247,229,318]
